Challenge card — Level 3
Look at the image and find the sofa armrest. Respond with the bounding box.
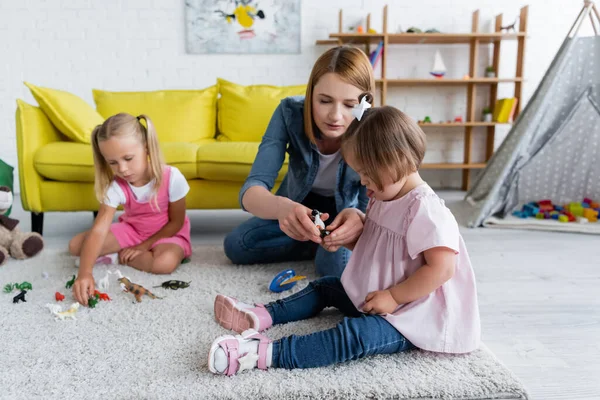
[15,99,67,212]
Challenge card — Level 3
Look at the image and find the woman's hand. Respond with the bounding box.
[322,208,365,251]
[72,272,95,306]
[277,198,328,243]
[362,290,398,315]
[118,243,149,264]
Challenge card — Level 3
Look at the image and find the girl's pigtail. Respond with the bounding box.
[137,114,164,209]
[91,124,112,204]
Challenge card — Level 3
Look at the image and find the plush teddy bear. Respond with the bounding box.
[0,186,44,266]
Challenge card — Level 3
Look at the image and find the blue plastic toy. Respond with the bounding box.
[269,269,306,293]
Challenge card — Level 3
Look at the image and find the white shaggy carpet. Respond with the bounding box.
[0,245,528,400]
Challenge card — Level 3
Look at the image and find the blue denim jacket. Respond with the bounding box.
[239,96,368,214]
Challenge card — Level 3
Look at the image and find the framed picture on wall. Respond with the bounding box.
[185,0,301,54]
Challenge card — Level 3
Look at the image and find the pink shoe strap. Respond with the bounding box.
[253,304,273,331]
[218,339,240,376]
[241,330,271,370]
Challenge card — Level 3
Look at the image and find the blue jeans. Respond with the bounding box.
[265,276,415,369]
[224,192,351,278]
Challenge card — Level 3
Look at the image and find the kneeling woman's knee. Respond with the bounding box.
[223,231,246,264]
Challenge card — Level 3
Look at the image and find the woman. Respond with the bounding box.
[224,46,374,277]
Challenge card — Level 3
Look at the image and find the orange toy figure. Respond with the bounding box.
[93,290,111,301]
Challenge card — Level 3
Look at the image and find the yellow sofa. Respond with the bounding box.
[16,79,306,235]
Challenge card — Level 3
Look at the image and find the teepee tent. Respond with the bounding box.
[464,1,600,233]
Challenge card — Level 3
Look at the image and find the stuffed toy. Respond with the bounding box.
[0,186,44,266]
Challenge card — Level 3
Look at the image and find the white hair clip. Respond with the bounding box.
[351,96,371,121]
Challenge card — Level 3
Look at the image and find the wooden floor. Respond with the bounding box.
[9,191,600,400]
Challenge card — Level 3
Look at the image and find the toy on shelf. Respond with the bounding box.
[65,275,76,289]
[418,116,432,124]
[311,210,330,238]
[425,28,441,33]
[46,303,79,321]
[269,269,307,293]
[55,292,65,302]
[430,50,446,78]
[118,277,162,303]
[406,27,422,33]
[482,107,493,122]
[454,116,464,123]
[512,199,599,223]
[153,280,191,290]
[501,18,518,32]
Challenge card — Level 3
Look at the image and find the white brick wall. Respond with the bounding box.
[0,0,591,193]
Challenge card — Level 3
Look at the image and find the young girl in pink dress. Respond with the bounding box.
[69,113,191,306]
[207,97,481,375]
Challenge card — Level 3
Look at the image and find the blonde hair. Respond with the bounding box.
[304,46,375,143]
[341,104,426,191]
[91,113,164,206]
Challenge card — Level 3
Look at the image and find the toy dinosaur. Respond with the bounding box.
[13,289,26,303]
[46,302,80,321]
[65,274,76,289]
[118,277,162,303]
[153,280,191,290]
[311,209,330,238]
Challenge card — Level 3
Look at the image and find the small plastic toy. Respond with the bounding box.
[3,281,33,293]
[269,269,307,293]
[42,272,49,279]
[93,290,111,301]
[65,274,76,289]
[118,277,162,303]
[87,296,99,309]
[454,116,464,123]
[13,290,27,303]
[97,271,111,291]
[311,210,330,238]
[55,292,65,302]
[153,280,191,290]
[46,302,79,321]
[512,198,599,223]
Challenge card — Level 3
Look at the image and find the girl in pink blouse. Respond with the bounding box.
[207,97,481,376]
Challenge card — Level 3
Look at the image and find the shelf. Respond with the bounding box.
[327,33,384,44]
[387,33,525,44]
[421,163,487,169]
[316,39,340,45]
[324,32,525,45]
[419,122,512,127]
[386,78,523,85]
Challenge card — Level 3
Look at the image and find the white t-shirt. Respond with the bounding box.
[311,150,342,197]
[103,166,190,208]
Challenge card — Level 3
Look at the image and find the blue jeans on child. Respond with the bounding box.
[224,192,351,277]
[264,276,415,369]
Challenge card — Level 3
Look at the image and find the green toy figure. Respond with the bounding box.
[66,275,76,289]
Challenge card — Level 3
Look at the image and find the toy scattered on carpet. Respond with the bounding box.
[153,280,191,290]
[55,292,65,302]
[118,277,162,302]
[0,186,44,267]
[65,274,76,289]
[311,210,330,238]
[97,271,113,290]
[269,269,307,293]
[512,198,599,223]
[42,271,49,279]
[45,302,80,321]
[4,281,32,293]
[93,290,111,301]
[13,289,27,303]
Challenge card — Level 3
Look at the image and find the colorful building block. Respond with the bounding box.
[558,215,569,223]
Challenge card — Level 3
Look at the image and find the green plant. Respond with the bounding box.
[485,66,495,73]
[482,107,492,114]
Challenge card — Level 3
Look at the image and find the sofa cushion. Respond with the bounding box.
[196,141,288,182]
[92,86,218,143]
[217,78,306,142]
[34,142,204,182]
[24,82,104,144]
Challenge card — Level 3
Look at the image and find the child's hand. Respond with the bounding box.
[118,247,144,264]
[322,208,364,251]
[363,290,398,315]
[73,273,95,306]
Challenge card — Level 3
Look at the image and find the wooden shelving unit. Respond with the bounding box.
[316,5,528,190]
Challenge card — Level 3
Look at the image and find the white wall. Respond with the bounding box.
[0,0,592,193]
